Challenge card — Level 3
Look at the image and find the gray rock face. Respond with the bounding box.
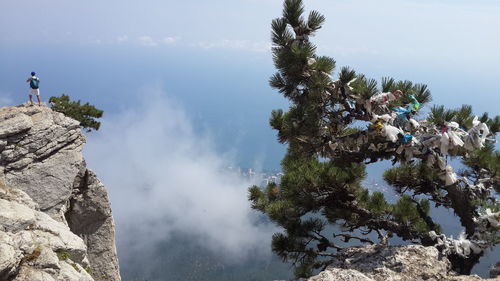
[0,183,92,281]
[491,262,500,278]
[0,105,84,220]
[0,113,33,138]
[307,245,500,281]
[66,169,120,281]
[0,105,120,281]
[309,268,374,281]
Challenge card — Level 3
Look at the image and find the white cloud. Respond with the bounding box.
[193,39,271,53]
[84,88,278,260]
[136,35,179,47]
[87,38,102,45]
[137,35,158,47]
[162,36,179,45]
[116,35,128,43]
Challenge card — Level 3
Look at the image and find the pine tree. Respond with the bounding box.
[49,94,103,132]
[248,0,500,277]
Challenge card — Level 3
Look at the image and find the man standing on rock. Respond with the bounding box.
[26,71,41,106]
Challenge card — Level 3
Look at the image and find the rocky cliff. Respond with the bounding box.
[0,104,120,281]
[306,245,499,281]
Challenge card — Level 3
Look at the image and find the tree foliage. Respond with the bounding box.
[49,94,103,132]
[249,0,499,278]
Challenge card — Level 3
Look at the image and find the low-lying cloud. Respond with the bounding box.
[136,35,179,47]
[192,39,271,53]
[84,90,278,261]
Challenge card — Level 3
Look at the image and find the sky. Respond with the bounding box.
[2,0,500,64]
[1,0,500,278]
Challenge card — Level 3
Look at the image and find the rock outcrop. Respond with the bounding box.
[307,245,500,281]
[0,104,120,281]
[0,182,93,281]
[491,262,500,278]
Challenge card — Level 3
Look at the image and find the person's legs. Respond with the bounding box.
[29,94,34,105]
[36,95,41,105]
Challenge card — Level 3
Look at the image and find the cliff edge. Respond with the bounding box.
[0,104,120,281]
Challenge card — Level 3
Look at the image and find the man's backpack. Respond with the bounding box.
[30,78,39,89]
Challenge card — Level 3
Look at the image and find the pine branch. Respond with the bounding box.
[410,198,441,233]
[307,10,325,32]
[412,83,432,105]
[333,233,375,244]
[283,0,305,27]
[339,67,356,85]
[381,77,396,92]
[271,18,294,46]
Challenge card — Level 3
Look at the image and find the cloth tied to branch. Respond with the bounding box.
[383,125,403,143]
[442,165,458,186]
[409,94,420,111]
[371,90,402,104]
[464,116,491,150]
[369,121,385,133]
